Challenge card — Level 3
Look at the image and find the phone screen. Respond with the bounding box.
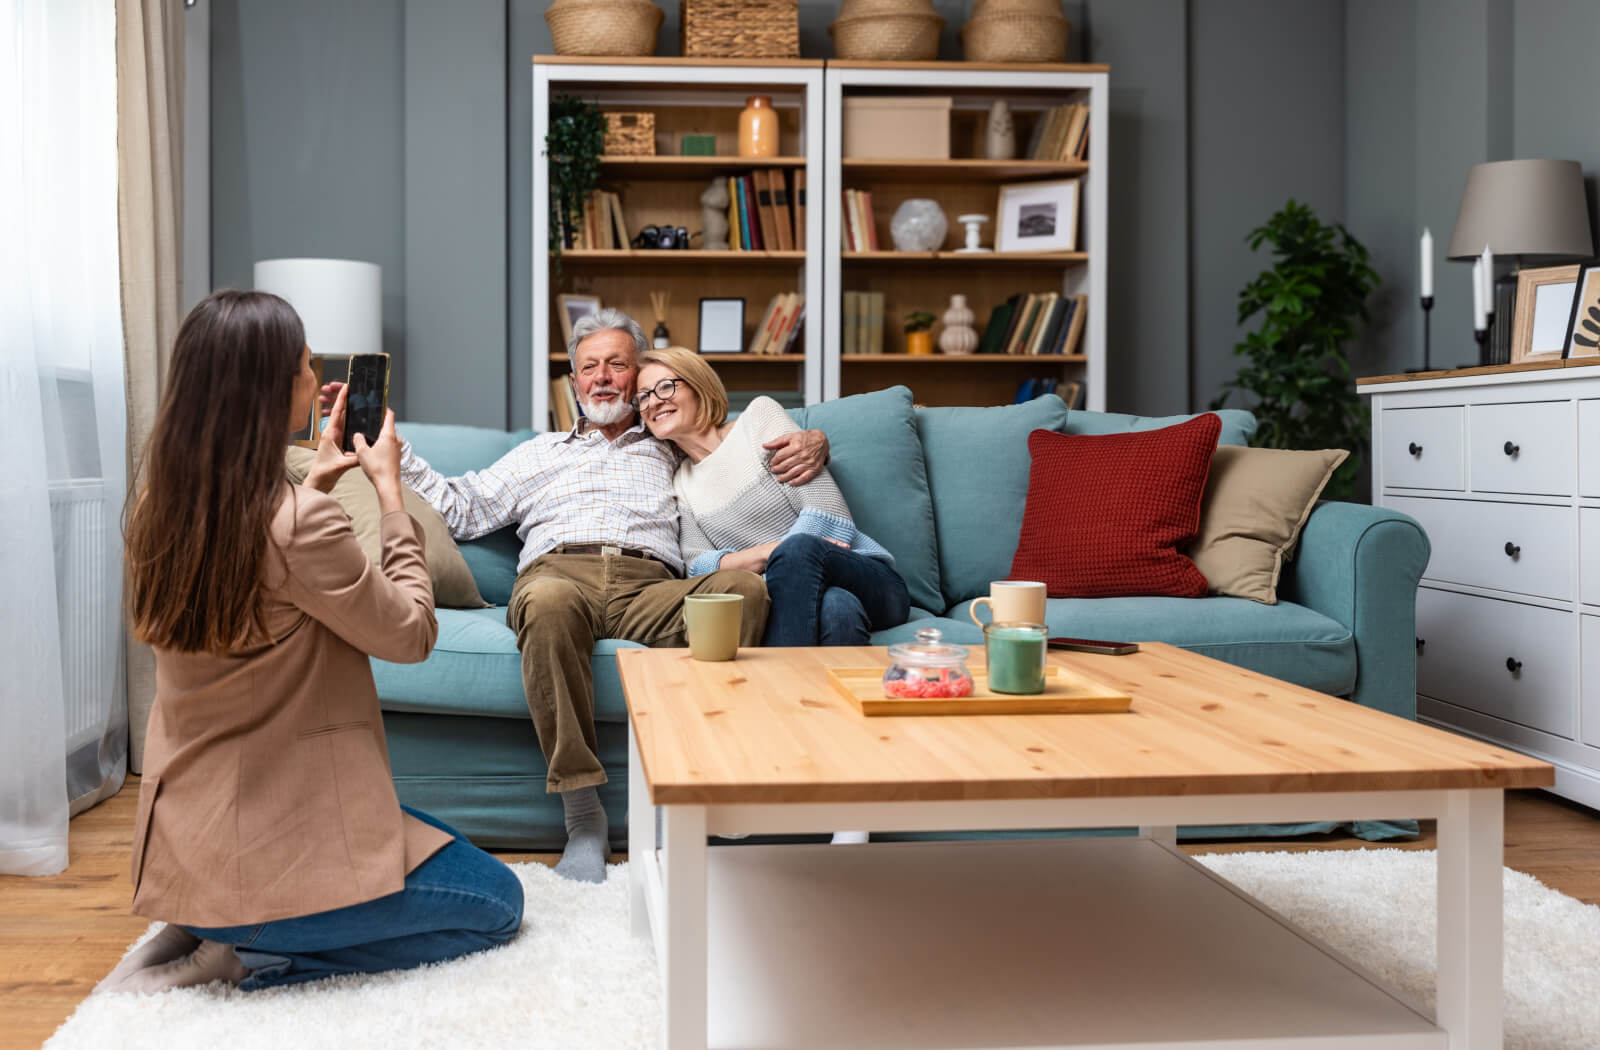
[342,354,390,453]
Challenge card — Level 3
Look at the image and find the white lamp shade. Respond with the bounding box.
[1447,159,1594,260]
[253,258,382,357]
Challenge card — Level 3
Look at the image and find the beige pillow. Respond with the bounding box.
[1187,446,1348,605]
[284,447,488,609]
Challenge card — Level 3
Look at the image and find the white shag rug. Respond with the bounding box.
[46,849,1600,1050]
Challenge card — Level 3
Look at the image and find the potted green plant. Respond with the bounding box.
[544,96,606,270]
[904,311,937,355]
[1211,200,1379,500]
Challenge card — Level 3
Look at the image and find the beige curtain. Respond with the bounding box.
[117,0,183,772]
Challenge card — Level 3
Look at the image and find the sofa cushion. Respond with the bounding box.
[399,423,540,606]
[1066,408,1256,448]
[1012,416,1219,598]
[373,606,643,724]
[915,395,1071,610]
[788,386,943,613]
[947,595,1357,697]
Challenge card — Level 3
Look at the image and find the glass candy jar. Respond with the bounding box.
[883,627,975,699]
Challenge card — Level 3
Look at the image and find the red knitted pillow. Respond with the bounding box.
[1009,415,1221,598]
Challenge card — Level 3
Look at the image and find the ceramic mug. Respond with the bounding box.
[970,580,1047,628]
[683,594,743,662]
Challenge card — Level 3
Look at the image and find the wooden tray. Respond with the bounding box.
[826,666,1133,717]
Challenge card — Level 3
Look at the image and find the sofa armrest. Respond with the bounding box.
[1278,502,1430,720]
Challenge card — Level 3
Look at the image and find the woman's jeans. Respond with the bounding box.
[185,807,524,990]
[762,534,912,646]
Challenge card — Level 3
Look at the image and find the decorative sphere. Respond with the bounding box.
[890,199,949,253]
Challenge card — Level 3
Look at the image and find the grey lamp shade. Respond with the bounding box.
[1447,159,1594,259]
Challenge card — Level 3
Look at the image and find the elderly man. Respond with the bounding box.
[327,309,827,882]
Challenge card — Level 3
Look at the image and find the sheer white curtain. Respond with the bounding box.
[1,0,128,875]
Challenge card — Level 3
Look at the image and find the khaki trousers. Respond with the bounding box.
[506,552,769,792]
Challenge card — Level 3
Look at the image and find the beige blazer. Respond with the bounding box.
[131,485,453,928]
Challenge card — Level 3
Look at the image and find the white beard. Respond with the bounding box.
[582,391,635,426]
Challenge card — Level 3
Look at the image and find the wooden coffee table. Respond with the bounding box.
[618,644,1552,1050]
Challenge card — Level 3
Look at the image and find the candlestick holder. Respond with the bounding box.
[1406,295,1435,373]
[1474,324,1489,365]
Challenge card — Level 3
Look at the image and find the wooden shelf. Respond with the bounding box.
[556,249,805,263]
[548,353,803,363]
[843,354,1087,364]
[535,56,824,69]
[843,251,1087,264]
[601,156,807,176]
[843,158,1087,182]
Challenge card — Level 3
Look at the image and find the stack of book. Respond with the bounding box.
[747,292,807,355]
[976,292,1087,356]
[841,291,885,354]
[841,189,879,252]
[1026,102,1091,162]
[1016,377,1082,407]
[728,169,804,252]
[549,374,582,431]
[565,190,628,250]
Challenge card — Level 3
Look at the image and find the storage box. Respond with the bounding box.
[843,96,952,160]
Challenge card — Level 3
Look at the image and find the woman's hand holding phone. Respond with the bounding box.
[304,383,361,494]
[354,409,405,516]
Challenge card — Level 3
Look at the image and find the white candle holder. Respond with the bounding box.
[955,214,992,254]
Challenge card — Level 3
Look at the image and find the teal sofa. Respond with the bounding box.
[377,387,1430,849]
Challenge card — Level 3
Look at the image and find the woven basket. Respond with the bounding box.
[680,0,798,58]
[961,11,1069,63]
[829,11,944,61]
[603,112,655,156]
[546,0,663,57]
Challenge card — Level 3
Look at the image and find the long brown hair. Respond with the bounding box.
[126,290,305,654]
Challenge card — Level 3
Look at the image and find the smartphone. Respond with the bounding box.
[1048,637,1140,656]
[341,353,390,453]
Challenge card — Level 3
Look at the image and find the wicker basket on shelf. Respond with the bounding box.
[829,0,944,61]
[961,0,1070,63]
[680,0,799,58]
[603,112,656,156]
[546,0,664,57]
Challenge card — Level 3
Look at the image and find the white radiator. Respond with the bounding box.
[48,479,116,753]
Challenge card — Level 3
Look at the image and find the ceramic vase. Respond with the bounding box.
[939,294,978,355]
[984,101,1015,160]
[738,96,779,158]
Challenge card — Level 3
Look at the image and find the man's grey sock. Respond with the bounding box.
[555,786,608,884]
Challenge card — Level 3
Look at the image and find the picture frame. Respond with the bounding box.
[1561,259,1600,359]
[995,178,1080,253]
[1512,265,1580,364]
[556,293,601,350]
[697,297,745,354]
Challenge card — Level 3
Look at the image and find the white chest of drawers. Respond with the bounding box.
[1362,363,1600,809]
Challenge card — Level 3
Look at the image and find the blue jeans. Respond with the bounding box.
[186,807,523,990]
[762,534,911,646]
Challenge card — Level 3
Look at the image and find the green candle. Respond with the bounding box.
[987,626,1047,694]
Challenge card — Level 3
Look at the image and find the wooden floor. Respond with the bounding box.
[4,779,1598,1049]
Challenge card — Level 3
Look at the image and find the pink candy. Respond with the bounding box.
[884,674,974,699]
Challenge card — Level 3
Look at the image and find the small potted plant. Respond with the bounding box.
[904,311,937,355]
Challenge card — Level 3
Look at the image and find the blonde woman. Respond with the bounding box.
[635,346,909,646]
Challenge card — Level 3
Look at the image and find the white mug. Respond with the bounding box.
[970,580,1047,627]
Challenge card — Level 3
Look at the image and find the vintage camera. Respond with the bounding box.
[632,225,693,250]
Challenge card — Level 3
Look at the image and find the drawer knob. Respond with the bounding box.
[1408,442,1423,457]
[1416,637,1426,654]
[1506,657,1523,674]
[1504,541,1521,559]
[1504,440,1520,457]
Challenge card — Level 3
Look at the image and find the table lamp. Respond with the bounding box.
[254,258,382,440]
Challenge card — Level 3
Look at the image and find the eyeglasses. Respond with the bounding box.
[634,377,682,409]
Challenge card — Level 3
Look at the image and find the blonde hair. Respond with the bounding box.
[637,345,728,433]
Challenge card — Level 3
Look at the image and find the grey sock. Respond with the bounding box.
[554,786,608,884]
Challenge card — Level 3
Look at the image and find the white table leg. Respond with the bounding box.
[660,803,708,1050]
[1436,788,1503,1049]
[627,723,651,939]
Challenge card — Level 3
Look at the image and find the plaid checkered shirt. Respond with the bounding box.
[398,419,684,575]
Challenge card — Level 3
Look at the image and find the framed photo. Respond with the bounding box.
[698,297,745,354]
[1512,265,1580,363]
[556,294,601,349]
[1562,260,1600,359]
[995,178,1080,253]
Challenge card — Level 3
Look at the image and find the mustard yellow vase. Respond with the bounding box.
[905,330,935,356]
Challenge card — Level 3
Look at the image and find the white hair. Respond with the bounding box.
[568,307,648,366]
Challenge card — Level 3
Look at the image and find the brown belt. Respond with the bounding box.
[551,543,664,564]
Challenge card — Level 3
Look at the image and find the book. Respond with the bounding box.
[843,291,860,355]
[771,170,794,252]
[1029,294,1065,356]
[753,169,779,253]
[1074,114,1090,160]
[1045,296,1078,355]
[1059,379,1082,410]
[1060,294,1089,356]
[1023,105,1050,160]
[606,192,628,250]
[737,176,760,250]
[857,287,871,354]
[728,176,743,251]
[793,168,806,248]
[550,375,580,431]
[860,190,879,251]
[843,189,862,251]
[748,293,784,356]
[1031,105,1066,160]
[865,291,884,354]
[1005,294,1042,355]
[1060,104,1089,161]
[976,298,1018,355]
[780,298,806,353]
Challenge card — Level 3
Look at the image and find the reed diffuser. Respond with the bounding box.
[649,290,671,348]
